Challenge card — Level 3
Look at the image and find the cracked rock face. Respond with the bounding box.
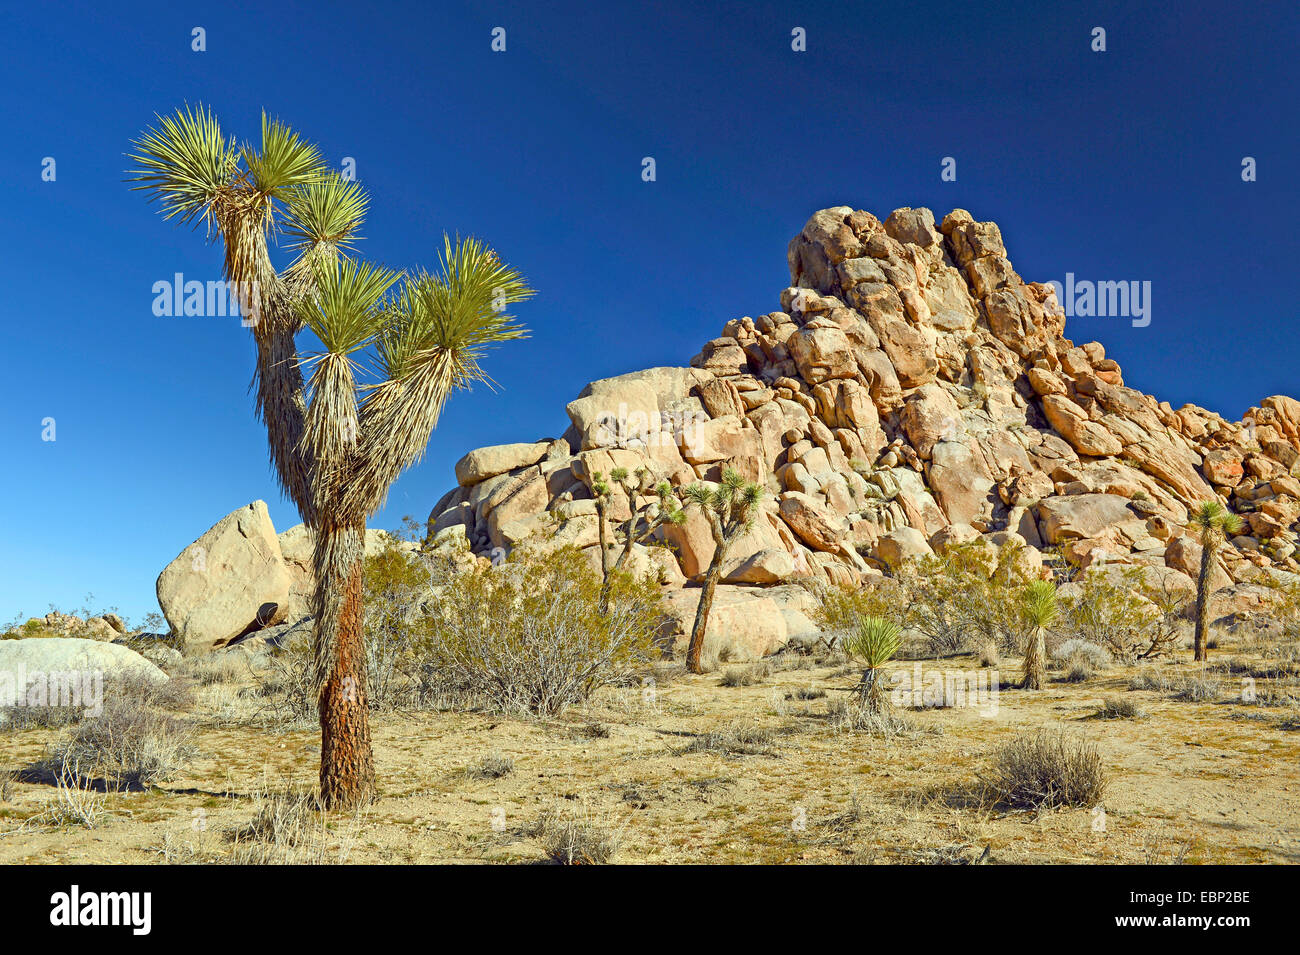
[428,205,1300,650]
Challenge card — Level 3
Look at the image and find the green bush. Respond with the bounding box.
[413,543,662,716]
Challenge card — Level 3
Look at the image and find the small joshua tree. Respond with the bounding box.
[129,106,533,808]
[590,467,686,612]
[681,468,764,673]
[1189,500,1243,662]
[842,616,902,713]
[1020,579,1058,690]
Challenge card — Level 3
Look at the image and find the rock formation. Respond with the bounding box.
[156,501,412,654]
[426,205,1300,653]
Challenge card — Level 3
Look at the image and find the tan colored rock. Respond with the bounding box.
[1036,493,1135,545]
[930,523,980,553]
[1041,395,1124,457]
[454,441,551,486]
[778,492,843,552]
[875,526,933,570]
[725,548,797,584]
[787,320,857,383]
[659,584,820,660]
[566,381,660,451]
[1202,449,1245,487]
[900,383,962,459]
[157,501,292,655]
[865,313,937,388]
[691,338,749,376]
[929,440,995,525]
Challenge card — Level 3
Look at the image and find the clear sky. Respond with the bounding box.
[1,0,1296,626]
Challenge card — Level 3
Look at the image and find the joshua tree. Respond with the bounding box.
[1189,500,1243,662]
[590,467,686,612]
[128,106,532,808]
[842,616,902,713]
[681,468,764,673]
[1019,579,1058,689]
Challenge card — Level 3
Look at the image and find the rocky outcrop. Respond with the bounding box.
[156,503,418,654]
[0,638,168,696]
[424,204,1300,646]
[156,501,292,656]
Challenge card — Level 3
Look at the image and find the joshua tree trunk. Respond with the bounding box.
[313,522,375,810]
[687,523,729,674]
[1194,541,1213,662]
[1020,626,1045,690]
[595,497,613,614]
[856,667,886,713]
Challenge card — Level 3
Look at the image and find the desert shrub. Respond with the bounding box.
[531,804,620,865]
[466,753,514,779]
[1056,567,1187,661]
[1098,697,1147,719]
[1,703,84,731]
[1129,669,1179,692]
[44,694,194,790]
[842,616,902,711]
[0,769,13,802]
[787,686,826,701]
[812,575,908,651]
[252,544,429,724]
[901,542,1033,656]
[413,544,662,717]
[254,632,319,726]
[682,723,778,756]
[1051,638,1112,669]
[187,654,247,686]
[826,697,917,737]
[46,769,106,828]
[225,785,355,864]
[986,729,1107,810]
[1172,675,1220,702]
[360,544,435,710]
[720,661,770,687]
[1065,661,1094,683]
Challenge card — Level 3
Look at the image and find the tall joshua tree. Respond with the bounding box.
[682,468,764,673]
[1189,500,1243,662]
[590,467,686,612]
[128,106,533,809]
[1019,579,1057,690]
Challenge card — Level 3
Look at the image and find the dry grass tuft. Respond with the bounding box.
[681,723,779,757]
[531,803,621,865]
[466,753,514,779]
[985,729,1107,811]
[1097,697,1148,720]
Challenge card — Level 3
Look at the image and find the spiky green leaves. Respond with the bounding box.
[376,235,532,383]
[1191,499,1244,543]
[243,112,325,199]
[1021,579,1059,630]
[297,259,401,356]
[127,103,238,228]
[843,616,902,669]
[282,173,369,255]
[682,467,764,533]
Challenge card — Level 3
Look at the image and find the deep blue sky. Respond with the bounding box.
[1,0,1296,625]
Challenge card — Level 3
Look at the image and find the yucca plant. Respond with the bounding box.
[128,106,533,809]
[590,467,686,613]
[1019,579,1058,690]
[1188,500,1243,662]
[842,616,902,712]
[681,468,764,673]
